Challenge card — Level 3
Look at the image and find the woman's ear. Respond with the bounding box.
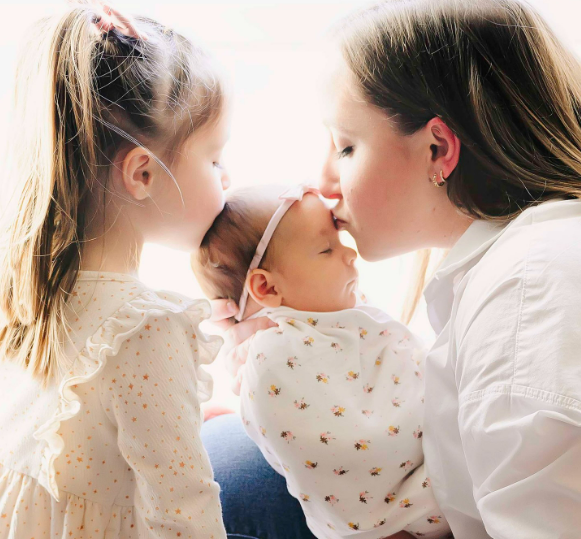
[247,269,283,308]
[120,146,156,201]
[426,117,461,179]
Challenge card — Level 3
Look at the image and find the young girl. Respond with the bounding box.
[0,3,229,537]
[193,185,451,539]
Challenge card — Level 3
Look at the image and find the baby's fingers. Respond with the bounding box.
[224,336,254,378]
[209,299,239,330]
[228,316,277,347]
[231,365,245,396]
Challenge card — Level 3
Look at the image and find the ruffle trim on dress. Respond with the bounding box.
[32,290,222,502]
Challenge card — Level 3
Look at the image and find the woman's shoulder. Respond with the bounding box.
[454,199,581,362]
[454,200,581,405]
[465,199,581,291]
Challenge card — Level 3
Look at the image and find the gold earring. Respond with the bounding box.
[431,170,446,187]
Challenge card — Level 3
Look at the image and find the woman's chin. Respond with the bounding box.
[356,238,409,262]
[356,245,391,262]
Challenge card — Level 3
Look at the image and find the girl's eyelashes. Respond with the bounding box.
[320,248,333,255]
[336,146,354,159]
[213,162,223,169]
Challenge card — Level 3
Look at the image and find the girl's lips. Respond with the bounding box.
[333,216,349,231]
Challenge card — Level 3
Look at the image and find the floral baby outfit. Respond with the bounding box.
[0,272,226,538]
[240,304,450,539]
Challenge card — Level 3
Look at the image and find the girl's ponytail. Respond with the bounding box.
[0,5,223,382]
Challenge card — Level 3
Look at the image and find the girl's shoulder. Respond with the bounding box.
[71,271,213,330]
[69,271,220,361]
[64,271,221,402]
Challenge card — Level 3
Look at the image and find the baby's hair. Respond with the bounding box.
[192,186,286,312]
[0,3,224,382]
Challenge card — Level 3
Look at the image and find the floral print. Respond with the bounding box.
[240,305,450,539]
[295,398,310,410]
[287,356,300,369]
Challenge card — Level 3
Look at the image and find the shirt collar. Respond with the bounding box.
[424,219,508,334]
[433,219,507,281]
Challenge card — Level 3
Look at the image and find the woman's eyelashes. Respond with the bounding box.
[336,146,354,159]
[319,247,333,255]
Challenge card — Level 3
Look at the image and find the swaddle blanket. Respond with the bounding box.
[240,304,450,539]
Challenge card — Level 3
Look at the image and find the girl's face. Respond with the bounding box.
[147,104,231,251]
[318,53,464,261]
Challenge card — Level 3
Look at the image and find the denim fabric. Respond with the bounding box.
[201,413,317,539]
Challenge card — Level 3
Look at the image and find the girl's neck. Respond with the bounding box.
[80,211,143,277]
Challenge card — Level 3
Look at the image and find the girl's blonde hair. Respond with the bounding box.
[334,0,581,322]
[0,4,223,382]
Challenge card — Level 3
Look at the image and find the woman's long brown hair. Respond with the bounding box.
[334,0,581,322]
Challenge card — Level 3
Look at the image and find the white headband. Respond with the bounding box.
[235,184,321,322]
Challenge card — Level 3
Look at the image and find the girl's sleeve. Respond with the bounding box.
[100,311,226,538]
[240,325,449,539]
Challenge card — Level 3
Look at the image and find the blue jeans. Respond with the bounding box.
[201,413,317,539]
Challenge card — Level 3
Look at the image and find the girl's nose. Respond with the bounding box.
[221,168,231,191]
[319,141,342,200]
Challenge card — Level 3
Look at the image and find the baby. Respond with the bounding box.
[193,185,450,539]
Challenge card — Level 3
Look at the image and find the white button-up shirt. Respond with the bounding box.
[423,199,581,539]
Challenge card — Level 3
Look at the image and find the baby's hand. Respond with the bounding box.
[210,299,276,395]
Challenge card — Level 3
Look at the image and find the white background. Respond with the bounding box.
[1,0,580,409]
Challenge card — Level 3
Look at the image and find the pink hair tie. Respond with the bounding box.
[70,0,148,40]
[236,184,321,322]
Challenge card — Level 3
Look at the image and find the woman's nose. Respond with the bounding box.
[319,145,342,200]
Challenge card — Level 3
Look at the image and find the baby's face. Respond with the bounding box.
[270,193,358,312]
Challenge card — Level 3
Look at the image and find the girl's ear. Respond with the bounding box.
[120,146,156,201]
[247,269,283,308]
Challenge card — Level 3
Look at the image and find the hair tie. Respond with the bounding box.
[70,0,148,40]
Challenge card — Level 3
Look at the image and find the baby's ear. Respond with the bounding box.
[247,269,282,308]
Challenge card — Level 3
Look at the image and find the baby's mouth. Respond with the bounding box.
[348,272,359,288]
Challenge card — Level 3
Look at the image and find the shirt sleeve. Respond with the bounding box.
[241,323,448,539]
[100,312,226,538]
[454,234,581,539]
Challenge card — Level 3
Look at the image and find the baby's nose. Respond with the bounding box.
[343,246,357,265]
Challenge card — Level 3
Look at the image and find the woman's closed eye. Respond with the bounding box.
[319,247,333,254]
[336,146,354,159]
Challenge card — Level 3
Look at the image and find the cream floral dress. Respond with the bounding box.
[0,272,226,538]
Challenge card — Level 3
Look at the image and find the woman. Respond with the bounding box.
[202,1,581,537]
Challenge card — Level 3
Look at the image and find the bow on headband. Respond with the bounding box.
[236,184,321,322]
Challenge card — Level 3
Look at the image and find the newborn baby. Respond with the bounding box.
[193,184,450,539]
